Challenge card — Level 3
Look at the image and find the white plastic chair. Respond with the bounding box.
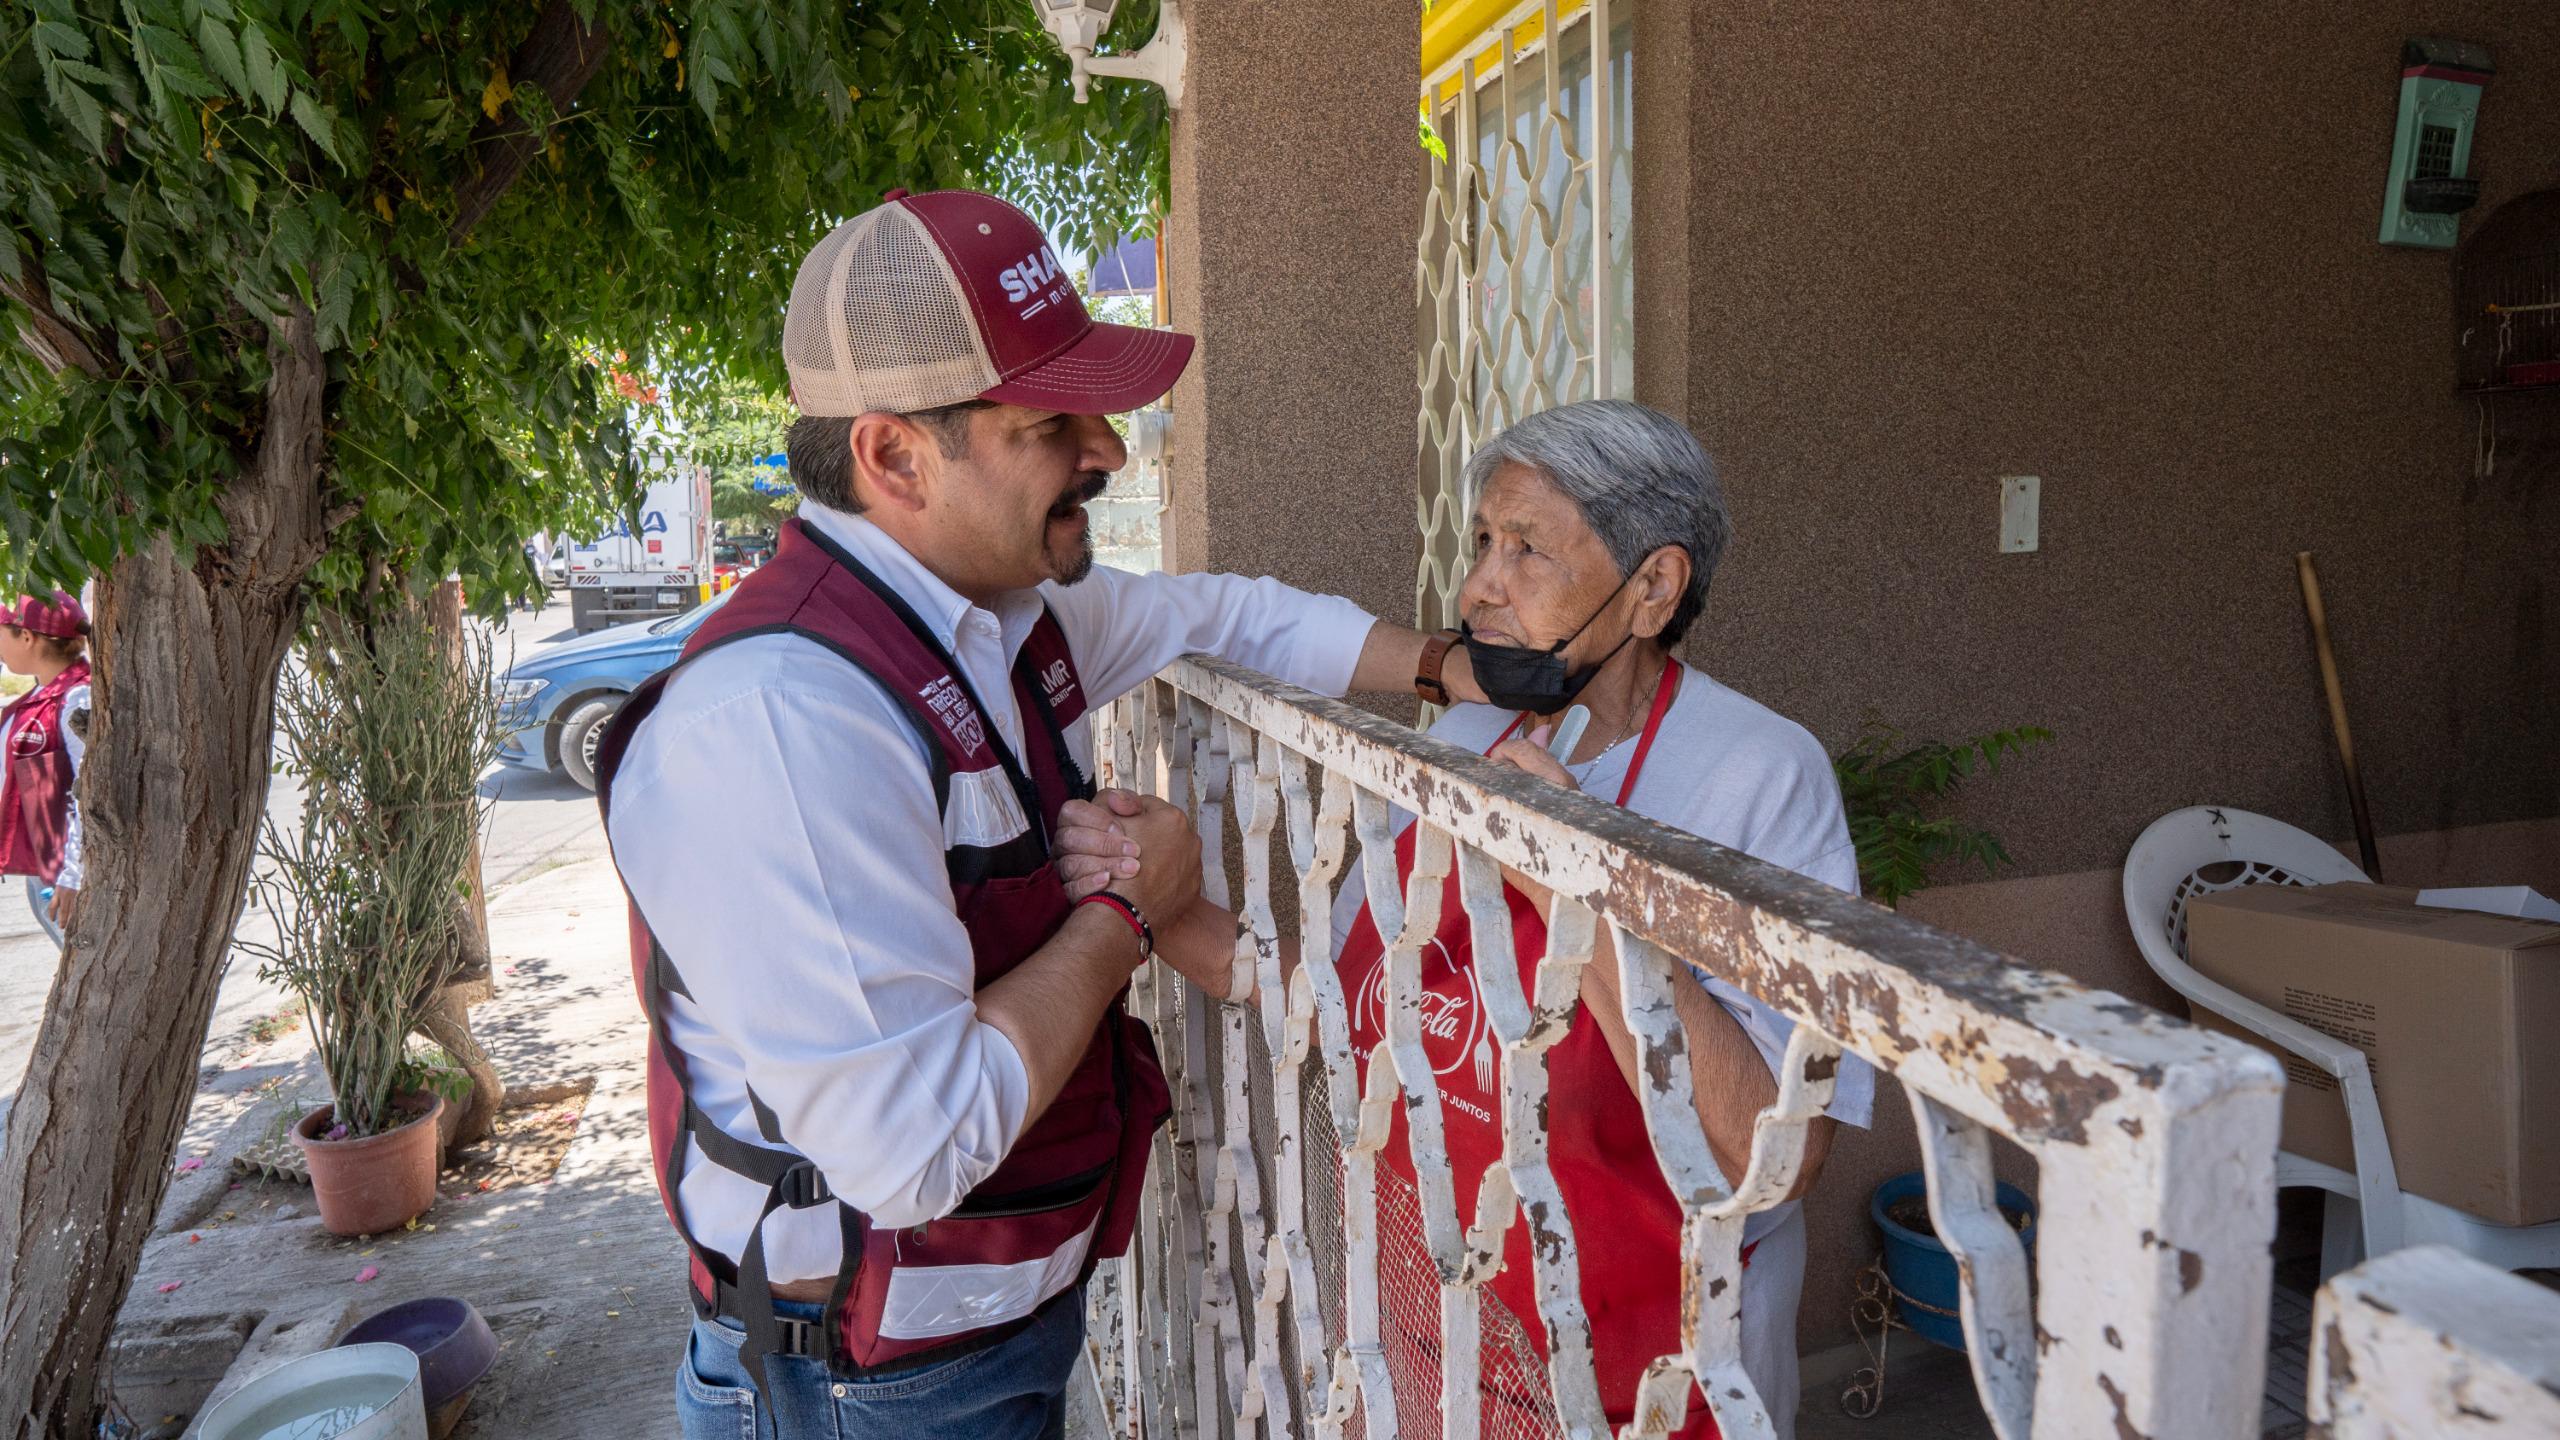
[2123,806,2560,1280]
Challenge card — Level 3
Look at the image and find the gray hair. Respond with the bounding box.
[1462,400,1730,647]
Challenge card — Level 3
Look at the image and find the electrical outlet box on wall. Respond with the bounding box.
[1999,476,2039,553]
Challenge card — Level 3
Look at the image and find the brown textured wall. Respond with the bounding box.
[1160,0,1419,627]
[1675,1,2560,879]
[1657,1,2560,1359]
[1165,0,2560,1386]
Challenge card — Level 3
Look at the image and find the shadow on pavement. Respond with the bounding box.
[479,768,590,805]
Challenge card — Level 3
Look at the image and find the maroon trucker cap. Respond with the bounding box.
[781,189,1191,418]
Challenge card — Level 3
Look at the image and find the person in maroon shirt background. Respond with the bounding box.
[0,591,95,947]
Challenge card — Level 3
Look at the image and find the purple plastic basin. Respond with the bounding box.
[338,1297,497,1407]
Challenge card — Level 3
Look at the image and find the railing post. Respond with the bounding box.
[2027,1080,2280,1438]
[2309,1246,2560,1439]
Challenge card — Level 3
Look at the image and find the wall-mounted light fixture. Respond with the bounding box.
[2380,38,2494,249]
[1035,0,1186,110]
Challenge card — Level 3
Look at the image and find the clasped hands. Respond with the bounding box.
[1056,721,1573,914]
[1057,728,1572,993]
[1058,788,1201,924]
[1056,788,1250,994]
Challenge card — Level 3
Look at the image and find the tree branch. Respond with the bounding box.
[207,307,329,593]
[3,271,107,379]
[448,2,617,244]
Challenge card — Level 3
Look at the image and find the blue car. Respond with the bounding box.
[494,591,733,790]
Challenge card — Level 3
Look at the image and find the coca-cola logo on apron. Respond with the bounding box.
[1348,934,1497,1091]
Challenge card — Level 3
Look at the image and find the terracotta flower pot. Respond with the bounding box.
[294,1093,445,1237]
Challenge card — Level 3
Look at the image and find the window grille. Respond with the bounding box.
[1416,0,1635,633]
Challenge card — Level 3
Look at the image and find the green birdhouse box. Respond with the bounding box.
[2380,38,2494,249]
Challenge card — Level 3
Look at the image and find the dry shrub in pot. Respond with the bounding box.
[241,597,503,1142]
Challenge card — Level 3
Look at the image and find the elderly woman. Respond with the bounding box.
[1063,400,1871,1439]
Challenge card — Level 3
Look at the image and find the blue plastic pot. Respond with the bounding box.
[1870,1170,2037,1352]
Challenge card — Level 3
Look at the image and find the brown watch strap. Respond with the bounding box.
[1414,630,1460,705]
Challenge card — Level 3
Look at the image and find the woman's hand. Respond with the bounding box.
[1488,722,1574,789]
[1485,725,1570,912]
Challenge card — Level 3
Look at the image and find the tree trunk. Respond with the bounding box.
[0,313,335,1438]
[418,983,501,1159]
[418,579,502,1154]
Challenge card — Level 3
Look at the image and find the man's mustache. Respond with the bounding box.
[1050,473,1109,516]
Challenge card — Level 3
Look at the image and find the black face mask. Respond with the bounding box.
[1460,573,1636,715]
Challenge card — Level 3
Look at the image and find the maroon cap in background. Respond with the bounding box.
[1,591,87,639]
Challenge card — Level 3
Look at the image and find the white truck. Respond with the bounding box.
[565,459,714,633]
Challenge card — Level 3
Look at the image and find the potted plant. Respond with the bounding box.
[1832,723,2053,907]
[242,600,504,1236]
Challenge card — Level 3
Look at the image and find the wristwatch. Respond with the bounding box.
[1414,630,1460,705]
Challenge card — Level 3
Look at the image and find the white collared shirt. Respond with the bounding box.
[606,501,1375,1281]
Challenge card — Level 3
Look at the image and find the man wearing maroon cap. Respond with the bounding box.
[598,189,1484,1438]
[0,591,94,948]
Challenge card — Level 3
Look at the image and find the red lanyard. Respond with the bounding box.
[1488,654,1682,806]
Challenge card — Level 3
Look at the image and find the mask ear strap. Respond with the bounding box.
[1577,627,1639,680]
[1553,567,1640,655]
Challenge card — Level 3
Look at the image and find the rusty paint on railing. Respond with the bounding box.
[1091,658,2288,1439]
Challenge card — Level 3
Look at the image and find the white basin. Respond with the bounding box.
[195,1342,428,1440]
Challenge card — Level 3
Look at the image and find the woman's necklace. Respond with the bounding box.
[1569,720,1639,774]
[1565,664,1657,773]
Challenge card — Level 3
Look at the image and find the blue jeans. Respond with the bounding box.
[675,1290,1084,1440]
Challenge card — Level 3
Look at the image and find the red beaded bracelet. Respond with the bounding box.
[1079,891,1154,960]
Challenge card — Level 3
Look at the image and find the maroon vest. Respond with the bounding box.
[0,659,90,883]
[593,519,1169,1390]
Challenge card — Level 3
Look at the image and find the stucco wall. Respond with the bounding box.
[1161,0,1418,629]
[1659,1,2560,874]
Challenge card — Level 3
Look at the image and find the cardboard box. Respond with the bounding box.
[2184,883,2560,1227]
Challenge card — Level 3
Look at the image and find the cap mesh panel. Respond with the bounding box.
[782,208,994,415]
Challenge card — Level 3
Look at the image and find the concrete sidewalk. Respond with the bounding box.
[112,855,682,1438]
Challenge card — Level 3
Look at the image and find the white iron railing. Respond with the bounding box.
[1085,657,2291,1439]
[2308,1246,2560,1439]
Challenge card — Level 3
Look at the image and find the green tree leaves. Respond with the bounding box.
[243,22,286,113]
[0,0,1165,612]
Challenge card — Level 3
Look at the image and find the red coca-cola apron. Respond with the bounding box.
[1338,656,1742,1440]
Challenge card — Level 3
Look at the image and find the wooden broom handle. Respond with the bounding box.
[2296,552,2382,880]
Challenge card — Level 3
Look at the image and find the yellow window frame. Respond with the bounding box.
[1423,0,1594,104]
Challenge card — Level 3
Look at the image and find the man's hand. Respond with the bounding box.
[1349,622,1487,707]
[1057,788,1201,927]
[48,886,78,934]
[1058,789,1262,997]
